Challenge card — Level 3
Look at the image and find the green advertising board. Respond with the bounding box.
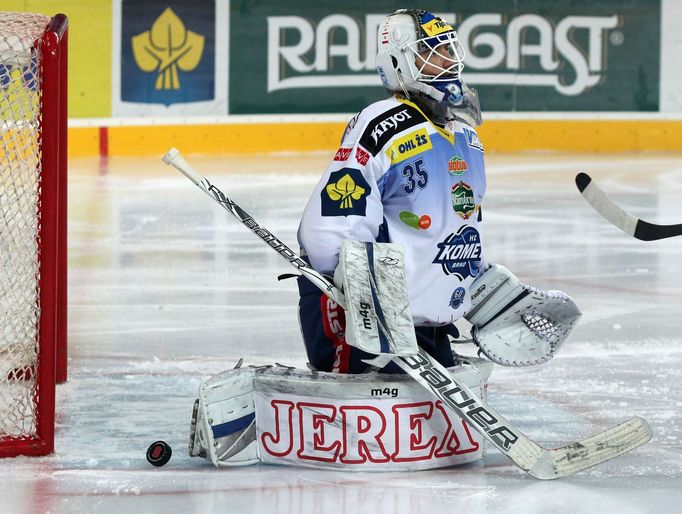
[229,0,660,114]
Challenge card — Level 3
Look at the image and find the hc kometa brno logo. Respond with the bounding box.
[433,226,482,280]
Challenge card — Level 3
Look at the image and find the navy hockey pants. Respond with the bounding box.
[297,275,458,374]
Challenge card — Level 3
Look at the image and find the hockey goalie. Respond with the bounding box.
[172,8,650,478]
[186,242,582,471]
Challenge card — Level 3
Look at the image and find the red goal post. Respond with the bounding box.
[0,12,68,457]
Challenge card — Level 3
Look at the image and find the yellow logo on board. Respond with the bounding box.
[422,19,454,36]
[325,173,367,209]
[385,128,433,164]
[132,8,204,90]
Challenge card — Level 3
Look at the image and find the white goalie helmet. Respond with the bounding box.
[375,9,482,126]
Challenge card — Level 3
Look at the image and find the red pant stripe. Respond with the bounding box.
[320,296,350,373]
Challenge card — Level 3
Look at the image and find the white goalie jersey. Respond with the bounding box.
[298,96,487,326]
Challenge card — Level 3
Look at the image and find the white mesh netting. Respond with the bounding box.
[0,12,49,440]
[522,313,562,347]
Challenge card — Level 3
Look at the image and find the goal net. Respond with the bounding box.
[0,12,67,458]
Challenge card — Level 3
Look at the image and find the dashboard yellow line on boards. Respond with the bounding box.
[110,123,344,157]
[67,120,682,157]
[476,120,682,152]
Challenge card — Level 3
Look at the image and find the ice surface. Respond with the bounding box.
[1,152,682,513]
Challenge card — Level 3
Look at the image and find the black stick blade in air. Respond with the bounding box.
[575,172,682,241]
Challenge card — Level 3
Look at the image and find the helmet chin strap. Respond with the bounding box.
[395,69,482,127]
[395,70,412,101]
[396,68,446,103]
[414,81,445,102]
[405,80,452,126]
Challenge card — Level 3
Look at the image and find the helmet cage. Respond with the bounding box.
[406,31,465,84]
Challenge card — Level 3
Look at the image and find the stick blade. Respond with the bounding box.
[528,417,652,480]
[633,219,682,241]
[576,172,682,241]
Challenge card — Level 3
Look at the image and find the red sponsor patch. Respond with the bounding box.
[355,147,370,165]
[334,147,352,161]
[448,156,468,175]
[418,215,432,229]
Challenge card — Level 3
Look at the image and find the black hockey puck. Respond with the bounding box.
[146,440,172,467]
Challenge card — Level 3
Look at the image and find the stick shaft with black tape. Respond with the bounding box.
[163,147,345,305]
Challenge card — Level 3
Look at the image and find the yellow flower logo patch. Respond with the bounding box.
[132,8,204,90]
[326,173,366,209]
[321,168,371,217]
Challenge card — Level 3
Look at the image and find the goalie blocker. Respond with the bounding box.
[188,359,493,470]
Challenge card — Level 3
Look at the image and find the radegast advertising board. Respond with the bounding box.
[229,0,660,114]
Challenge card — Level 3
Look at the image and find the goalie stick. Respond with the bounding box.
[163,148,652,479]
[576,172,682,241]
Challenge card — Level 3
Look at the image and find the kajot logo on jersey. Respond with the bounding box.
[433,226,482,280]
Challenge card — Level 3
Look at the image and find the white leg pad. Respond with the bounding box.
[190,368,259,467]
[335,240,418,363]
[189,359,494,470]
